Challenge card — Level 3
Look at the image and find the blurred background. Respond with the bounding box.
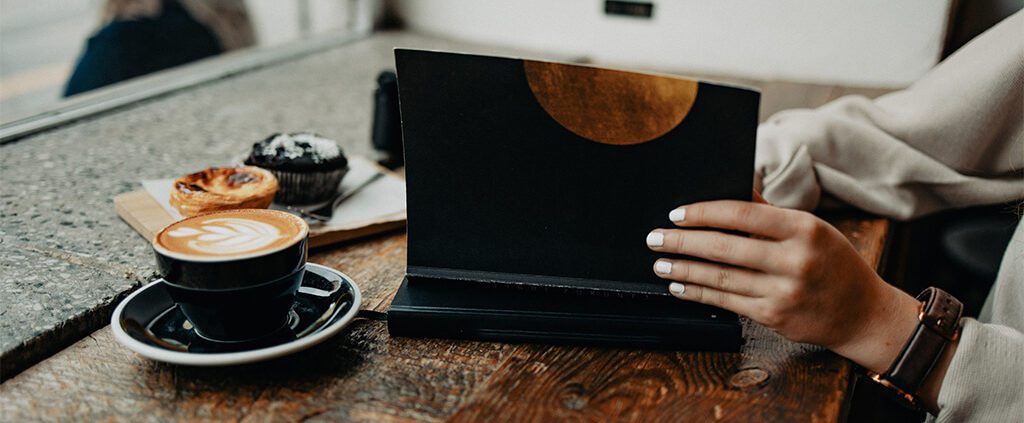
[0,0,375,120]
[2,0,1020,123]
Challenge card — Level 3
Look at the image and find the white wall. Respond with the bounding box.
[392,0,953,87]
[247,0,377,46]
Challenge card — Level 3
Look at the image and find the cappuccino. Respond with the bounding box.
[155,209,307,260]
[152,208,310,341]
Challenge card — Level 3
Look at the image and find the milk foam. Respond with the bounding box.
[167,217,283,255]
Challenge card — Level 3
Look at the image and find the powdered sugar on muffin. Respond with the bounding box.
[260,133,341,163]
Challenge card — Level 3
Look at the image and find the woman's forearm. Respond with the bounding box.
[828,283,920,374]
[828,282,956,415]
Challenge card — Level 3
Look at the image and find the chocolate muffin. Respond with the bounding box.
[244,132,349,204]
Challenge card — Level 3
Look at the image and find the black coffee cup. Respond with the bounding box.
[152,209,309,342]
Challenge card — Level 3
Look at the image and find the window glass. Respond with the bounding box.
[0,0,370,123]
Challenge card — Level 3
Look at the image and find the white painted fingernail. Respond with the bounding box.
[655,261,673,274]
[669,282,686,296]
[669,208,686,223]
[646,231,664,247]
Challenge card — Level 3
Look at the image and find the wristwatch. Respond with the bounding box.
[867,287,963,409]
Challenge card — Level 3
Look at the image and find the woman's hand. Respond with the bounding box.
[646,199,921,373]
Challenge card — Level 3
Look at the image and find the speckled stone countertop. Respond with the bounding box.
[0,31,555,378]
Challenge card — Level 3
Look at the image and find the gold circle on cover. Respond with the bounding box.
[523,60,698,145]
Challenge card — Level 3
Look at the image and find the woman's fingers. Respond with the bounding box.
[667,282,760,317]
[647,228,785,273]
[668,200,794,239]
[653,258,771,297]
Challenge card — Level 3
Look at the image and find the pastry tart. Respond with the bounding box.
[170,167,278,217]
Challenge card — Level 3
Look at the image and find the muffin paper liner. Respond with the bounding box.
[269,167,348,205]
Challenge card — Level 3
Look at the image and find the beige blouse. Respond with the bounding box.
[756,10,1024,422]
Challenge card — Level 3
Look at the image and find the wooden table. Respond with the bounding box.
[0,214,887,422]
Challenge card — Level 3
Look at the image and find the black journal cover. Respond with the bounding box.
[395,49,760,296]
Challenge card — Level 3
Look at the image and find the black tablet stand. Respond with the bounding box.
[388,277,743,351]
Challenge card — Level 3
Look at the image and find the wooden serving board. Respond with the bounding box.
[114,190,406,248]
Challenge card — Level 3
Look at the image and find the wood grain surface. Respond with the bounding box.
[0,215,888,422]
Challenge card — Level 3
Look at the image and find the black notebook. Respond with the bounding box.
[389,50,758,350]
[395,49,759,295]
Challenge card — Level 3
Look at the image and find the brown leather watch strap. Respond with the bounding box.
[885,287,963,394]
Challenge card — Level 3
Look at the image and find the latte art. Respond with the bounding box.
[154,209,308,260]
[167,218,283,255]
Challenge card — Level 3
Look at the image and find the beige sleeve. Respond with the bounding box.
[933,318,1024,422]
[755,11,1024,220]
[930,221,1024,421]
